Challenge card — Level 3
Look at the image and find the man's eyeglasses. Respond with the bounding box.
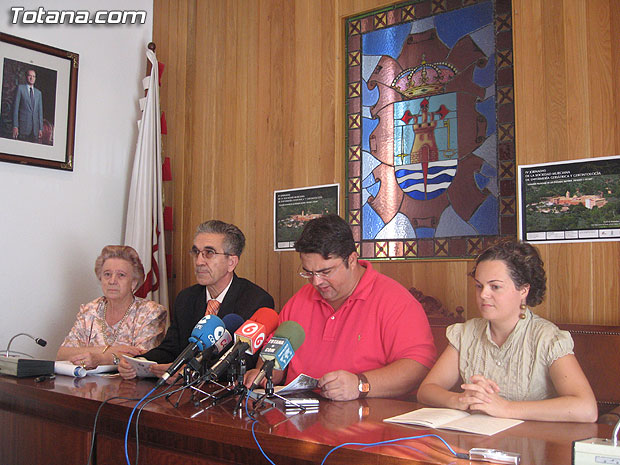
[189,246,232,260]
[298,260,345,279]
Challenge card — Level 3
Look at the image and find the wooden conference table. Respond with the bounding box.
[0,374,611,465]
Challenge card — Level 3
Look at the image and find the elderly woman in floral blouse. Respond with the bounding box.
[57,245,167,369]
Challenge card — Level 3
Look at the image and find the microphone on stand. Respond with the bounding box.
[185,313,245,376]
[207,308,279,382]
[0,333,53,378]
[155,315,226,388]
[250,320,305,391]
[5,333,47,357]
[212,313,244,356]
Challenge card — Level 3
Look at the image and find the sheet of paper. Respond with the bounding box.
[121,355,157,378]
[55,360,117,377]
[251,373,319,396]
[276,373,319,394]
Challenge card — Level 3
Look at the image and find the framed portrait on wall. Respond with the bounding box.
[0,32,78,171]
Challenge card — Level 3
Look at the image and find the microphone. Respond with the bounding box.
[195,313,244,365]
[155,314,225,388]
[5,333,47,357]
[207,308,279,382]
[235,307,280,355]
[213,313,244,355]
[186,313,245,375]
[250,320,305,390]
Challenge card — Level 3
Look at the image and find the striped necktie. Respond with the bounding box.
[205,299,220,316]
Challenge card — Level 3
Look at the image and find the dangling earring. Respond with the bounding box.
[519,303,527,319]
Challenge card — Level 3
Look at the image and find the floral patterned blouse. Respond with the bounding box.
[61,296,167,352]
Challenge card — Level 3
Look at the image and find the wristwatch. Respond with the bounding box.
[112,353,120,366]
[357,373,370,398]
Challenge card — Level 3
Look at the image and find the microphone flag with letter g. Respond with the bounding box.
[234,307,279,355]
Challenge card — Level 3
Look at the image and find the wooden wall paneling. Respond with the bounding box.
[558,0,590,325]
[513,0,546,166]
[219,1,241,225]
[155,0,197,300]
[541,0,568,162]
[562,1,590,159]
[179,0,196,297]
[171,0,192,301]
[583,1,620,325]
[604,0,620,325]
[240,2,261,287]
[512,0,548,323]
[614,0,620,152]
[360,262,473,320]
[153,0,619,324]
[256,0,281,305]
[585,0,614,157]
[268,0,299,308]
[547,243,593,323]
[293,1,313,189]
[593,242,620,324]
[321,0,337,186]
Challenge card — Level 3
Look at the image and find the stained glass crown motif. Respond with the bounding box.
[391,55,458,99]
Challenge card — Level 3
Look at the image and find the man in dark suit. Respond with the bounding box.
[118,220,274,379]
[12,68,43,143]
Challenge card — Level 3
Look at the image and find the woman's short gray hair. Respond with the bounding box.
[94,245,145,290]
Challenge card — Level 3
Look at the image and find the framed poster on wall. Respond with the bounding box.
[274,184,340,251]
[518,155,620,244]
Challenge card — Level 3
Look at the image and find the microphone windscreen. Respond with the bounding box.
[250,307,279,334]
[222,313,244,333]
[273,320,305,351]
[189,315,225,351]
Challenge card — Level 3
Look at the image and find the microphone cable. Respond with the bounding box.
[132,375,207,465]
[245,387,278,465]
[243,386,468,465]
[84,380,179,465]
[318,434,467,464]
[123,386,158,465]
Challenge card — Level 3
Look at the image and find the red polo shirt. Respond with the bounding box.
[280,260,436,384]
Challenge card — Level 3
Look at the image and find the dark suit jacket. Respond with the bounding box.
[143,273,274,365]
[13,84,43,136]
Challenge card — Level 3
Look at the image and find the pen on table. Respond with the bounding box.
[88,319,94,346]
[35,375,55,383]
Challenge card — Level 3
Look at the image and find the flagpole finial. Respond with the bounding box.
[148,42,156,52]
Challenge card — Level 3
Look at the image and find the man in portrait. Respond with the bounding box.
[13,68,43,143]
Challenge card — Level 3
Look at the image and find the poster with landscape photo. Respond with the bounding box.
[518,156,620,243]
[274,184,339,251]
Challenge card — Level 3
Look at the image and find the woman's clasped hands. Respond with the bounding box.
[458,374,512,418]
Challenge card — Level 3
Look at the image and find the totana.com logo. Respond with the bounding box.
[10,7,147,25]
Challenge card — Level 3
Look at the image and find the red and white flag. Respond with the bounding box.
[124,47,169,310]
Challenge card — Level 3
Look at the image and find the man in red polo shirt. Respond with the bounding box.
[247,214,436,401]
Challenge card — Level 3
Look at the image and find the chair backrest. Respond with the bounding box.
[557,323,620,413]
